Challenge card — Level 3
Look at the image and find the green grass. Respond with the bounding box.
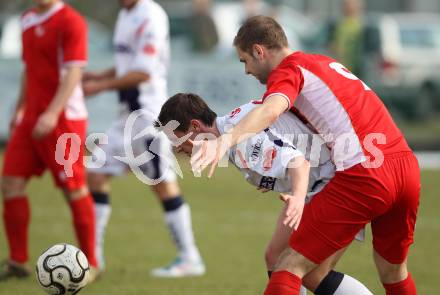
[0,154,439,294]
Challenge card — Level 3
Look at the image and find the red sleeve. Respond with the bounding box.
[262,64,304,109]
[61,9,87,65]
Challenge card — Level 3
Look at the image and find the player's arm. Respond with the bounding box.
[191,95,289,176]
[228,95,288,145]
[281,156,310,229]
[32,65,83,139]
[83,67,116,82]
[10,71,26,133]
[83,70,149,97]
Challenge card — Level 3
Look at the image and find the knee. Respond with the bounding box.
[1,177,26,198]
[87,172,109,193]
[378,264,408,284]
[264,247,280,269]
[275,248,316,277]
[374,252,408,284]
[151,181,180,200]
[65,186,89,202]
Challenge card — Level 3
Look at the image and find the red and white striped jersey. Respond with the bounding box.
[263,52,411,170]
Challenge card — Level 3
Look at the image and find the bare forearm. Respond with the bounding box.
[288,157,310,199]
[100,71,149,91]
[98,67,116,79]
[46,66,83,115]
[229,95,288,145]
[230,105,279,144]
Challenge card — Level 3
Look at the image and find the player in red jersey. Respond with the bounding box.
[0,0,97,280]
[192,16,420,295]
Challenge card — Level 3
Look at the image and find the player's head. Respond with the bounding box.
[33,0,58,8]
[343,0,363,17]
[233,16,288,84]
[155,93,218,155]
[119,0,139,9]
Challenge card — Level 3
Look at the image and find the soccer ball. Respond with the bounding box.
[36,244,90,295]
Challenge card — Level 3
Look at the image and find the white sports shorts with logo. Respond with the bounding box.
[87,112,176,184]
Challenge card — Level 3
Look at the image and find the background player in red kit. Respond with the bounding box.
[0,0,97,280]
[193,16,420,295]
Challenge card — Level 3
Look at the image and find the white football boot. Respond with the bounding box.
[150,257,205,278]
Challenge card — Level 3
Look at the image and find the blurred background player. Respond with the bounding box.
[0,0,97,280]
[329,0,364,77]
[156,93,373,295]
[189,0,219,53]
[82,0,205,277]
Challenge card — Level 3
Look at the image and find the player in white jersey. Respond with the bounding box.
[216,101,335,196]
[156,93,373,295]
[82,0,204,277]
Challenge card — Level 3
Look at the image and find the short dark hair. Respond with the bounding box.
[155,93,217,132]
[233,16,288,54]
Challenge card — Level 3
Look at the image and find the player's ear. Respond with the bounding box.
[189,119,202,131]
[252,44,264,60]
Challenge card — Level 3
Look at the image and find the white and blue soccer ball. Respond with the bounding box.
[36,244,90,295]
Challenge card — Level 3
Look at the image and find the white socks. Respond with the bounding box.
[164,203,202,263]
[94,203,112,270]
[333,274,373,295]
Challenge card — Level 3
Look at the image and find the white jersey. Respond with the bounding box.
[216,101,336,200]
[113,0,170,120]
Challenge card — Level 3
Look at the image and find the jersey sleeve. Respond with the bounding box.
[61,10,87,66]
[130,18,162,75]
[263,64,304,109]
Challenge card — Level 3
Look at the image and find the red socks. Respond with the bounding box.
[70,195,97,267]
[3,195,97,267]
[3,197,30,263]
[264,271,302,295]
[383,273,417,295]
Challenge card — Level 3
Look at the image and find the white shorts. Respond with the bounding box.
[88,112,176,185]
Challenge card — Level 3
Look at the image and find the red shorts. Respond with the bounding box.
[2,115,87,191]
[290,152,420,264]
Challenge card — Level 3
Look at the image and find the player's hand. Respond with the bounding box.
[82,80,106,97]
[32,111,59,139]
[279,193,305,230]
[257,187,271,193]
[9,109,24,134]
[189,138,217,176]
[189,134,231,177]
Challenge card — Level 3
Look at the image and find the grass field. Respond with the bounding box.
[0,154,439,295]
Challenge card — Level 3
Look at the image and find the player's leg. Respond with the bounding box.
[265,204,308,294]
[268,247,373,295]
[265,247,317,294]
[308,248,373,295]
[265,163,389,295]
[62,181,98,270]
[0,121,41,280]
[86,118,127,271]
[88,172,112,270]
[149,180,205,277]
[373,252,415,294]
[371,153,420,295]
[266,206,372,294]
[0,177,32,280]
[265,204,293,275]
[41,118,98,270]
[137,124,204,277]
